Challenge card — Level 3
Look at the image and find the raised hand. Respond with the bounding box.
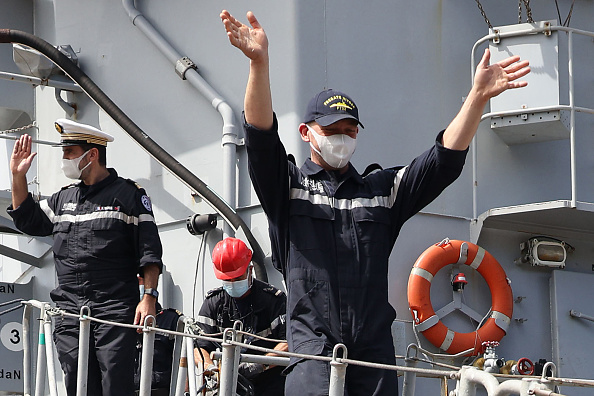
[473,48,531,100]
[220,10,268,62]
[10,134,36,177]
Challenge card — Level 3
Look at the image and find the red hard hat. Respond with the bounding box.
[212,237,253,280]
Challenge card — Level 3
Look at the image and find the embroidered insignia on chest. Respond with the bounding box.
[141,195,152,212]
[62,202,77,212]
[95,206,120,212]
[301,177,324,194]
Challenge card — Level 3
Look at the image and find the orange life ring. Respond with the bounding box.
[407,239,513,356]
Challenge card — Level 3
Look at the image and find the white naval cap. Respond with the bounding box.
[54,118,114,147]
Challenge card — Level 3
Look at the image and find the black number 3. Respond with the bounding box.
[10,329,20,344]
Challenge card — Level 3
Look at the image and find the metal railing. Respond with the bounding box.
[21,300,594,396]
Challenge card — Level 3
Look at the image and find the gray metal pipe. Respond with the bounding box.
[34,305,46,396]
[22,304,32,396]
[402,345,419,396]
[185,332,198,396]
[139,316,157,396]
[76,307,91,396]
[122,0,240,237]
[219,328,240,396]
[43,313,58,396]
[328,344,348,396]
[174,336,188,396]
[169,317,185,396]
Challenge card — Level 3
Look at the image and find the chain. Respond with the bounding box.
[474,0,493,30]
[519,0,534,23]
[523,0,534,23]
[0,122,37,135]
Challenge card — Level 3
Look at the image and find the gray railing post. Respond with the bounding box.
[43,305,58,396]
[22,303,32,396]
[169,316,185,396]
[174,336,188,396]
[402,344,419,396]
[219,326,241,396]
[76,306,91,396]
[34,304,47,396]
[139,315,157,396]
[186,330,198,396]
[329,343,348,396]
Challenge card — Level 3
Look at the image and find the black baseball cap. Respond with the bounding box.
[303,89,364,128]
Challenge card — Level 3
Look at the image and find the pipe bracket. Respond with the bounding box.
[175,56,198,80]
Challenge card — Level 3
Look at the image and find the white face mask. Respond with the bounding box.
[307,125,357,169]
[222,278,251,298]
[222,269,253,298]
[61,150,92,179]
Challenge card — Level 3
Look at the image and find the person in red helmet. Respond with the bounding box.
[194,237,288,396]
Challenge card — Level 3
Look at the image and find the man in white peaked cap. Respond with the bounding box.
[8,119,164,396]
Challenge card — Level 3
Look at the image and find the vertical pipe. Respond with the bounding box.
[220,104,238,238]
[441,376,448,396]
[169,317,185,396]
[174,336,188,396]
[34,305,46,396]
[567,31,576,208]
[402,346,418,396]
[186,333,197,396]
[43,311,58,396]
[219,328,239,396]
[328,344,348,396]
[122,0,240,238]
[139,316,156,396]
[470,46,479,221]
[22,304,32,396]
[76,307,91,396]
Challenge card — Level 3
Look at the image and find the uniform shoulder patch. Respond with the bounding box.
[262,285,285,297]
[125,178,143,190]
[140,194,152,212]
[206,287,224,299]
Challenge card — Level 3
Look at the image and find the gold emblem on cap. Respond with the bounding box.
[323,95,355,111]
[330,102,353,111]
[55,122,63,133]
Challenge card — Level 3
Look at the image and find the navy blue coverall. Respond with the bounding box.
[195,279,287,395]
[8,169,163,396]
[245,115,467,396]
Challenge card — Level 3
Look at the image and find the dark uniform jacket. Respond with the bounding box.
[8,168,163,317]
[244,114,468,368]
[195,278,286,354]
[195,279,287,394]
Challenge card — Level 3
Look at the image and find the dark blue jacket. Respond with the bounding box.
[8,168,163,316]
[195,279,286,354]
[245,115,467,367]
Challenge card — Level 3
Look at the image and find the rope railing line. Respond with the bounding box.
[409,356,462,371]
[15,300,485,373]
[0,298,24,307]
[236,329,286,344]
[22,300,594,390]
[337,357,458,379]
[0,304,25,317]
